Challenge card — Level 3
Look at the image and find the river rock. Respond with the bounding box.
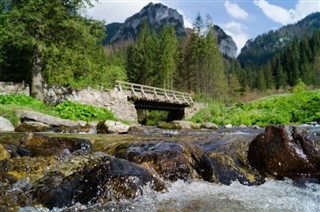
[201,122,219,129]
[112,141,215,182]
[202,138,264,186]
[0,144,10,160]
[15,121,51,132]
[248,125,320,181]
[170,121,197,129]
[32,152,165,209]
[0,117,14,132]
[16,110,86,127]
[225,124,233,129]
[19,133,92,156]
[97,120,130,134]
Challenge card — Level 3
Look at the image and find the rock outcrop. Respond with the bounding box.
[248,125,320,182]
[105,3,237,58]
[105,3,185,45]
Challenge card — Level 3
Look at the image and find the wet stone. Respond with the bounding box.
[112,141,215,182]
[19,133,92,156]
[248,125,320,182]
[32,152,166,209]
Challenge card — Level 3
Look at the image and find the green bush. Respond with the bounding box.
[190,90,320,126]
[0,94,48,111]
[54,101,116,122]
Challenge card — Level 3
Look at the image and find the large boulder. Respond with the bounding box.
[32,152,165,209]
[248,125,320,181]
[16,110,86,127]
[108,141,215,182]
[19,133,92,156]
[0,117,14,132]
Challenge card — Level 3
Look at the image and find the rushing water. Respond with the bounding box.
[48,179,319,212]
[10,124,320,212]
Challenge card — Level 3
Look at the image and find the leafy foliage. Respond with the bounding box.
[0,94,49,111]
[0,94,116,123]
[0,0,126,95]
[190,89,320,126]
[54,101,116,122]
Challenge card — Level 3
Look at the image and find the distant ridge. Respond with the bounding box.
[238,12,320,67]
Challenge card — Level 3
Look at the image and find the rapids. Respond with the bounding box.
[2,123,320,212]
[23,179,320,211]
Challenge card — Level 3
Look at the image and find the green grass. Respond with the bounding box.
[0,94,116,124]
[190,90,320,126]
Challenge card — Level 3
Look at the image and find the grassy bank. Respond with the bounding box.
[190,89,320,126]
[0,94,116,124]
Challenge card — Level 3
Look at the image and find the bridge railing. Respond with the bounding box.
[115,80,194,105]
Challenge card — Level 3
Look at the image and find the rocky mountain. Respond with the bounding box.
[104,3,237,58]
[103,3,185,45]
[213,25,237,58]
[238,12,320,67]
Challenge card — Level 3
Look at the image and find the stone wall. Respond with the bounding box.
[0,82,30,96]
[42,85,138,122]
[184,103,208,120]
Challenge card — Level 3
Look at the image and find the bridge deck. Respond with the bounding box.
[115,80,194,106]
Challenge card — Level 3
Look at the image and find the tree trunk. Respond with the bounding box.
[31,44,44,101]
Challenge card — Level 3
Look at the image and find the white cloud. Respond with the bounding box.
[224,1,249,20]
[86,0,193,28]
[221,21,249,55]
[254,0,320,25]
[86,1,161,24]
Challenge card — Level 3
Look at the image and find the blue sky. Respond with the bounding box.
[87,0,320,54]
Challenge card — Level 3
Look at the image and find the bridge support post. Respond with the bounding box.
[167,110,185,122]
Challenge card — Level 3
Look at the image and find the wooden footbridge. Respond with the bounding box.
[115,80,194,120]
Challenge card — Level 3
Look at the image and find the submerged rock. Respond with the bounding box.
[19,133,92,156]
[108,141,215,182]
[248,125,320,182]
[32,152,165,209]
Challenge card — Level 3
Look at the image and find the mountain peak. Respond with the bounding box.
[104,3,237,58]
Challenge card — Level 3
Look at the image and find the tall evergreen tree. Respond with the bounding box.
[0,0,107,100]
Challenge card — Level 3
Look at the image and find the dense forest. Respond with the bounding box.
[0,1,319,105]
[0,0,127,101]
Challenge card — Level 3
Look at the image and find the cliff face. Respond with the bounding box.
[214,25,237,58]
[104,3,185,44]
[104,3,237,58]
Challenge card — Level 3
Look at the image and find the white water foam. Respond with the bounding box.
[92,179,320,212]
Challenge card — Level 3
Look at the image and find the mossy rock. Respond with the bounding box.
[0,144,10,161]
[158,122,182,130]
[32,152,166,209]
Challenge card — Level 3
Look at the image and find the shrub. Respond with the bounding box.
[54,101,116,122]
